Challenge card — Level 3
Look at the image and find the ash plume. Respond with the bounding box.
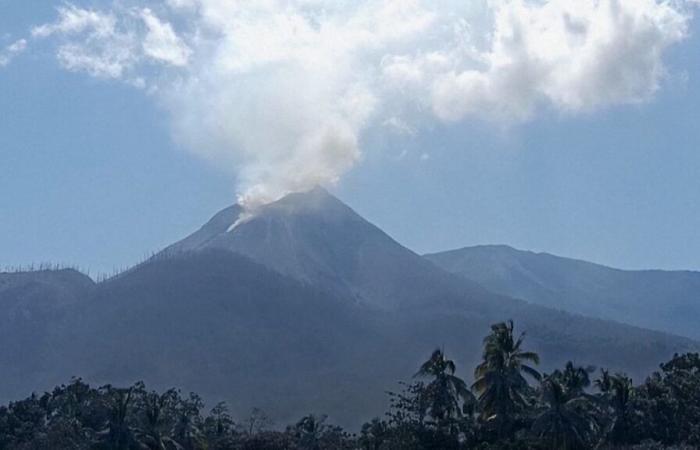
[21,0,697,208]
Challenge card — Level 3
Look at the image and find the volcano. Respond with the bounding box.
[0,188,695,428]
[162,186,495,310]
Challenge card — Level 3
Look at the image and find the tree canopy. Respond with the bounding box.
[1,321,699,449]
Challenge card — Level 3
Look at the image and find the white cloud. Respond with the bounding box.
[383,117,416,136]
[7,39,28,54]
[388,0,691,122]
[32,5,135,78]
[31,5,116,38]
[165,0,198,11]
[141,8,190,66]
[0,39,27,67]
[29,0,696,205]
[32,4,188,79]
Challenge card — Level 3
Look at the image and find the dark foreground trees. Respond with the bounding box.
[472,320,541,439]
[2,321,700,449]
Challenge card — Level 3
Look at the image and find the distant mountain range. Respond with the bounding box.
[0,188,696,428]
[425,245,700,340]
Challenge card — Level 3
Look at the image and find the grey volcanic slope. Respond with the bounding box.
[425,245,700,339]
[162,186,496,311]
[56,251,401,429]
[0,191,697,429]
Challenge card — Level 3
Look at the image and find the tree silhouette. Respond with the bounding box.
[2,322,700,449]
[532,369,599,449]
[472,320,541,438]
[414,348,475,430]
[596,370,638,445]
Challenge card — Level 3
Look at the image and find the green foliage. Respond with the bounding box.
[633,353,700,446]
[1,325,699,449]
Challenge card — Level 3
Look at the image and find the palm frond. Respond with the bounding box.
[521,364,542,382]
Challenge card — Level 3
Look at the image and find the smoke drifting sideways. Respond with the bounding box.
[23,0,696,209]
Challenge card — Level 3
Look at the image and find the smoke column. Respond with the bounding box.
[27,0,695,208]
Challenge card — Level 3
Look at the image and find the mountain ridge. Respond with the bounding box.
[425,244,700,339]
[429,244,700,274]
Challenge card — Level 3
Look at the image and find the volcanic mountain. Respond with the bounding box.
[161,186,493,311]
[0,188,696,428]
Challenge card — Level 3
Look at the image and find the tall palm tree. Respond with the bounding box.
[414,349,475,428]
[472,320,541,436]
[532,370,598,449]
[596,371,636,445]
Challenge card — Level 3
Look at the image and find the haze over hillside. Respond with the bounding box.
[0,188,696,428]
[425,245,700,340]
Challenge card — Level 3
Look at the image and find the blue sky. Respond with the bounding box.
[1,0,699,275]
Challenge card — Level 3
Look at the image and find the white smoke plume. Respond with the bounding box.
[22,0,697,207]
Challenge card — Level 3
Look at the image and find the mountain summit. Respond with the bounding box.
[163,187,484,309]
[165,186,352,254]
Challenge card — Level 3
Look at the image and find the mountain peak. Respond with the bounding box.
[162,186,364,258]
[253,185,345,216]
[163,187,347,252]
[160,185,468,309]
[282,185,332,202]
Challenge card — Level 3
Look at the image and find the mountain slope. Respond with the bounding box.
[162,187,495,311]
[425,245,700,339]
[56,251,400,428]
[0,269,95,398]
[6,251,691,430]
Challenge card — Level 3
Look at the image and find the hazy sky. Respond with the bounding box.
[1,0,700,275]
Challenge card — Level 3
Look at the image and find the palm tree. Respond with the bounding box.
[532,370,598,449]
[414,349,475,428]
[596,371,636,445]
[595,368,613,393]
[556,361,594,398]
[472,320,541,437]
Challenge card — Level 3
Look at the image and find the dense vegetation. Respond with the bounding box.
[2,321,700,450]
